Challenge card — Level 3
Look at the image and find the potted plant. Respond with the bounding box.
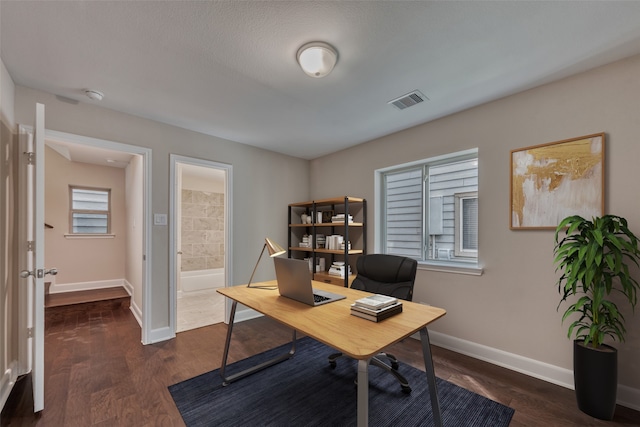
[554,215,640,420]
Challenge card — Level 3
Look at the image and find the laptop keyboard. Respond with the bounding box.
[313,293,330,303]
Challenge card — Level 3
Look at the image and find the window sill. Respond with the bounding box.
[417,260,483,276]
[64,234,115,239]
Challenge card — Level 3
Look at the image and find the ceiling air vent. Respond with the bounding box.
[388,90,428,110]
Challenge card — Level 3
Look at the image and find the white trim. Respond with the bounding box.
[425,331,640,411]
[148,326,174,344]
[618,384,640,412]
[375,148,479,173]
[232,308,265,323]
[453,191,478,258]
[169,157,178,336]
[17,125,31,382]
[48,278,128,294]
[0,361,19,413]
[129,293,143,328]
[63,234,115,239]
[429,330,573,388]
[38,128,153,345]
[417,262,483,276]
[141,147,152,344]
[169,155,233,335]
[122,278,134,297]
[374,148,480,266]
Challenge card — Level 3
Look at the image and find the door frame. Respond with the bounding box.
[169,154,233,333]
[18,128,153,353]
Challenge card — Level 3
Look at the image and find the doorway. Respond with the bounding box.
[170,155,232,333]
[41,129,151,340]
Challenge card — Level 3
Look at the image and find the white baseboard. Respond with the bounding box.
[427,331,640,412]
[122,279,133,297]
[0,361,19,413]
[129,295,143,328]
[49,278,126,294]
[428,331,574,388]
[148,326,174,344]
[618,384,640,412]
[234,307,264,323]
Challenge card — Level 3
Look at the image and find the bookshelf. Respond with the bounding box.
[288,196,367,287]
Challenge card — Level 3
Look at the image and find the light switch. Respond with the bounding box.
[154,213,167,226]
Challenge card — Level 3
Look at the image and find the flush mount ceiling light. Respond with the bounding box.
[84,89,104,101]
[296,42,338,78]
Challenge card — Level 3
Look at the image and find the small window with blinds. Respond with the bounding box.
[380,150,478,265]
[454,192,478,258]
[69,186,111,234]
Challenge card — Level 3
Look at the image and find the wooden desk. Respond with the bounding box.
[218,280,446,427]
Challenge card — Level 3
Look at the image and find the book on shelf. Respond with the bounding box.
[328,262,351,277]
[350,302,403,322]
[353,294,398,310]
[331,213,354,224]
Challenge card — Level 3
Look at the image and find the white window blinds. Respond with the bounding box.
[462,196,478,251]
[70,187,110,234]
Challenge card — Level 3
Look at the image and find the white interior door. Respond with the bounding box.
[19,103,52,412]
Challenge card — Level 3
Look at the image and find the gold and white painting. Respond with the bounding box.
[510,133,604,230]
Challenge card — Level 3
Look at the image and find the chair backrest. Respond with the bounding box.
[350,254,417,301]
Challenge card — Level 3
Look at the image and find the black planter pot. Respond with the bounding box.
[573,340,617,420]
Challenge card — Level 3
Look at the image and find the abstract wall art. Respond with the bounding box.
[510,133,604,230]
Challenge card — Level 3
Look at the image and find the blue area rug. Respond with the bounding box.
[169,336,514,426]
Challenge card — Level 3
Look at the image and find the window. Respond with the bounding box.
[380,149,478,266]
[454,191,478,258]
[69,186,111,234]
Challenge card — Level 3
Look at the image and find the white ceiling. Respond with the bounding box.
[45,137,134,168]
[2,1,640,160]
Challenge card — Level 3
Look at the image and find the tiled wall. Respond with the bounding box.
[181,190,224,271]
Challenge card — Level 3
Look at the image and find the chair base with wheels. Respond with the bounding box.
[328,350,412,394]
[327,254,418,394]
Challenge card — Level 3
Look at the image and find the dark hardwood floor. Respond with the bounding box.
[2,300,639,426]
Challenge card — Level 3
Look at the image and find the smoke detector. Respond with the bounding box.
[84,89,104,101]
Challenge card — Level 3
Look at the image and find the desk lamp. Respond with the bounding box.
[247,237,286,289]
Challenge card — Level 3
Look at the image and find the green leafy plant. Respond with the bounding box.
[554,215,640,348]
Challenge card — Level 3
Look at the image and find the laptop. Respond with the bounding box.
[274,257,346,306]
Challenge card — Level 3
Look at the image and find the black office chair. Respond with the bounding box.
[328,254,418,393]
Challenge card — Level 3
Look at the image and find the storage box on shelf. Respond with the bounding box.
[288,196,367,287]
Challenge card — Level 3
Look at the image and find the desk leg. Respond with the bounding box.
[420,327,443,427]
[357,358,369,427]
[219,300,297,386]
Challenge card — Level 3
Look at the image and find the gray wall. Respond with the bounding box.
[310,55,640,397]
[13,85,310,333]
